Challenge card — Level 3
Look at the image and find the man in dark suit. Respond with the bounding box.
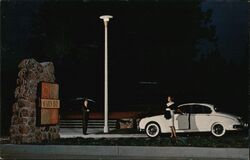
[82,97,90,135]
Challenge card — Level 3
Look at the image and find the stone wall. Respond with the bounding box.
[9,59,60,144]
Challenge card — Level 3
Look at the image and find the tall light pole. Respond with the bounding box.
[100,15,113,133]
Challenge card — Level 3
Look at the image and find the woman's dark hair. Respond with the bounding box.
[167,96,174,101]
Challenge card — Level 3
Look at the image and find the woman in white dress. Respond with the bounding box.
[166,96,177,140]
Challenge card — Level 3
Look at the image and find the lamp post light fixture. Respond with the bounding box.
[100,15,113,133]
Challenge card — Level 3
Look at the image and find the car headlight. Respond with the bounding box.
[243,123,248,128]
[236,118,248,127]
[237,118,242,123]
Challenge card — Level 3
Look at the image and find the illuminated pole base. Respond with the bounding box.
[104,125,109,133]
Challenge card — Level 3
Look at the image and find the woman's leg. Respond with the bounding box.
[170,126,174,138]
[173,126,177,138]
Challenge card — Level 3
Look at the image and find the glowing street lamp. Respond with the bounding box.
[100,15,113,133]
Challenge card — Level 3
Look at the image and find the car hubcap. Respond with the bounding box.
[147,124,159,137]
[213,124,224,135]
[149,126,157,135]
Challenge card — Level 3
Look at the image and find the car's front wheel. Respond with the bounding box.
[145,122,161,138]
[211,123,226,137]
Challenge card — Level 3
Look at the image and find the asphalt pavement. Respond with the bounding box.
[0,128,248,160]
[1,144,248,160]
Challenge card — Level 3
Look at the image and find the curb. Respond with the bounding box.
[0,144,249,159]
[60,133,147,138]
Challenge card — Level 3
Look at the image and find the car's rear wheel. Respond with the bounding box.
[145,122,160,138]
[211,123,225,137]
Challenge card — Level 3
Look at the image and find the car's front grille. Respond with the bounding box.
[233,125,243,129]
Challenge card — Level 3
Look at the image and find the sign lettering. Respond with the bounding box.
[41,99,60,109]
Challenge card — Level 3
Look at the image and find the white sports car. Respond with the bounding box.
[139,103,247,137]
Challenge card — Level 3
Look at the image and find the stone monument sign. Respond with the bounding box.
[9,59,60,144]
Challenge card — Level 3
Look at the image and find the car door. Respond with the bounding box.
[175,105,191,130]
[189,105,200,131]
[190,105,212,131]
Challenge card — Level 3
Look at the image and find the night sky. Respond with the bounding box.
[202,1,248,64]
[2,1,248,63]
[1,0,249,135]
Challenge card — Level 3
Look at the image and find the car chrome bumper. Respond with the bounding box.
[233,123,248,129]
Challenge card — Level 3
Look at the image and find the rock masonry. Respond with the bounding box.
[9,59,60,144]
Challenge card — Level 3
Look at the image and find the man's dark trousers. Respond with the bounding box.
[82,110,89,134]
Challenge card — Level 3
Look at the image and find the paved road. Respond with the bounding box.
[0,154,245,160]
[1,144,248,160]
